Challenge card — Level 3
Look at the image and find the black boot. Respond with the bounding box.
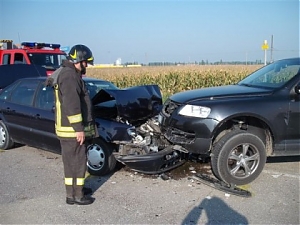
[83,187,93,195]
[66,197,75,205]
[74,196,95,205]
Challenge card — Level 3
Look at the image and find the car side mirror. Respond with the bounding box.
[294,84,300,94]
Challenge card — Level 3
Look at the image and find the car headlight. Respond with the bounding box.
[178,105,211,118]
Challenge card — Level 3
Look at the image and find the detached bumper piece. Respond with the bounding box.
[115,146,186,174]
[189,173,252,198]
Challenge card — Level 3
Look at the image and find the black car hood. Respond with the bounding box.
[170,84,272,103]
[92,84,162,121]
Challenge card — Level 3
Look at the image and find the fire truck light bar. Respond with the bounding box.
[21,42,61,49]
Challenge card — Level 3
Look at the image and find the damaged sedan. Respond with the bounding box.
[0,74,186,176]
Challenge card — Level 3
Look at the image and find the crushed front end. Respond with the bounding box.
[113,117,188,174]
[93,84,188,174]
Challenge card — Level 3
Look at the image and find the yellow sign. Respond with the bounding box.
[262,44,269,50]
[261,40,269,50]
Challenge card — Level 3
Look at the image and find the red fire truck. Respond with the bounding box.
[0,40,67,75]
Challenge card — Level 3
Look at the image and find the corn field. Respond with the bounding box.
[86,65,262,101]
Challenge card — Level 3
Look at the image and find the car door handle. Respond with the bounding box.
[35,114,42,118]
[6,107,15,113]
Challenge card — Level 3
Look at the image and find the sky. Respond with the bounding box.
[0,0,299,64]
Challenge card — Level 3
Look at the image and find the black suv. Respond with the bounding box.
[158,58,300,185]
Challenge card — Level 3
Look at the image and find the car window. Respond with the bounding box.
[0,82,18,100]
[85,80,118,99]
[14,53,26,64]
[258,65,299,84]
[10,80,39,106]
[35,85,54,110]
[28,53,67,70]
[2,54,11,65]
[239,58,300,88]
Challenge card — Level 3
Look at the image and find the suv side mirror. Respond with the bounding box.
[294,84,300,94]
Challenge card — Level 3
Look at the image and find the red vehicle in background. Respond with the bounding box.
[0,39,67,75]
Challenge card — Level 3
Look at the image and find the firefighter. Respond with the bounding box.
[47,44,97,205]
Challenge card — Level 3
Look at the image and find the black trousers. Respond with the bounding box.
[60,139,87,199]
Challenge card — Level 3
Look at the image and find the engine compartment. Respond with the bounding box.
[113,116,189,174]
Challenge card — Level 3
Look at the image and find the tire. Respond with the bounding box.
[0,120,14,150]
[211,129,266,185]
[86,138,117,176]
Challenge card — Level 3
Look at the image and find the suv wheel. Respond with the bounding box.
[87,138,117,176]
[211,129,266,185]
[0,121,14,150]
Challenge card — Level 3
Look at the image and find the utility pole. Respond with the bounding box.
[270,35,274,62]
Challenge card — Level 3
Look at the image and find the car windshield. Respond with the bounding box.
[27,53,67,70]
[84,79,118,99]
[238,58,300,89]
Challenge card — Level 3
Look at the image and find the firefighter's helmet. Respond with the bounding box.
[68,44,94,65]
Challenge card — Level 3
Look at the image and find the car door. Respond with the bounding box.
[2,79,40,145]
[32,82,60,152]
[1,79,60,152]
[285,82,300,153]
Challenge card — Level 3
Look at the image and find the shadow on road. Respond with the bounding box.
[84,163,125,195]
[181,196,248,225]
[84,173,113,194]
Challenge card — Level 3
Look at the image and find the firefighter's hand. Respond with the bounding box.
[76,131,85,145]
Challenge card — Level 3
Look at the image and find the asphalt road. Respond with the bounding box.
[0,145,299,224]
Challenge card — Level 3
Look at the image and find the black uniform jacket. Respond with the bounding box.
[47,60,96,139]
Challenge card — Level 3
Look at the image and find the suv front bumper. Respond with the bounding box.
[158,113,217,155]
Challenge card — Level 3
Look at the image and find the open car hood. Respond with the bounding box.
[92,84,162,122]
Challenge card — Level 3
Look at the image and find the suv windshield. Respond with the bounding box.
[27,53,67,70]
[238,58,300,88]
